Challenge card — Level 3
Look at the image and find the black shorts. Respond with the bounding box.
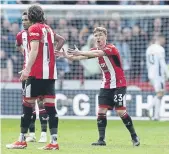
[98,87,126,110]
[23,76,55,99]
[22,80,26,96]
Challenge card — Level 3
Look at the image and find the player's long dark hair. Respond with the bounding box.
[27,5,45,24]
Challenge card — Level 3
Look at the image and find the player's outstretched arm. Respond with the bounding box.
[63,48,88,61]
[68,48,105,58]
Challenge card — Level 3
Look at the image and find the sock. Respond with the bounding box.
[148,98,156,109]
[154,96,161,120]
[51,134,57,144]
[41,132,47,136]
[18,133,26,142]
[148,95,161,109]
[20,102,33,135]
[97,113,107,141]
[120,112,137,139]
[39,112,48,132]
[29,113,36,133]
[44,103,58,142]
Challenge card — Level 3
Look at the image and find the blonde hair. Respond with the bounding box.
[93,27,107,36]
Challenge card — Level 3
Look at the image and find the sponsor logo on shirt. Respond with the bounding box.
[29,32,40,36]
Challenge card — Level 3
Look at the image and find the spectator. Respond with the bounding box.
[45,17,56,29]
[162,18,169,62]
[76,0,89,5]
[107,13,122,42]
[122,27,132,42]
[148,18,162,41]
[3,0,21,23]
[79,25,90,46]
[56,44,70,89]
[129,25,147,80]
[114,32,131,80]
[96,0,119,5]
[107,20,117,42]
[149,0,165,5]
[56,19,69,44]
[0,49,13,81]
[1,19,11,55]
[66,11,84,30]
[8,22,20,43]
[80,34,101,79]
[119,0,135,5]
[16,0,32,4]
[135,1,149,5]
[69,27,80,48]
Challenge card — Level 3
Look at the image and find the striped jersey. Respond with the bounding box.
[91,44,126,89]
[146,44,169,80]
[16,30,29,69]
[28,23,57,79]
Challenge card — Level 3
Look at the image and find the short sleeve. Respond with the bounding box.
[104,45,118,56]
[16,32,22,46]
[28,25,41,42]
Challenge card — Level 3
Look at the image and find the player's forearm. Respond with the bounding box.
[62,48,88,60]
[78,50,104,58]
[55,39,65,51]
[65,55,87,61]
[25,50,38,71]
[25,41,39,71]
[70,55,88,61]
[54,34,65,51]
[15,45,24,55]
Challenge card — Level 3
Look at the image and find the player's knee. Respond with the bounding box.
[43,98,55,104]
[98,107,107,114]
[22,101,33,116]
[23,97,36,104]
[116,110,127,117]
[44,102,57,115]
[156,92,163,100]
[157,95,163,100]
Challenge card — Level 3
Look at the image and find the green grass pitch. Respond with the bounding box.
[1,119,169,154]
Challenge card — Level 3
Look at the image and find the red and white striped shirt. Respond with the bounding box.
[91,44,126,89]
[28,23,57,79]
[16,30,29,69]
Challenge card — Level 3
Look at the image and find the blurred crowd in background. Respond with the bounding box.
[1,0,169,83]
[1,0,169,5]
